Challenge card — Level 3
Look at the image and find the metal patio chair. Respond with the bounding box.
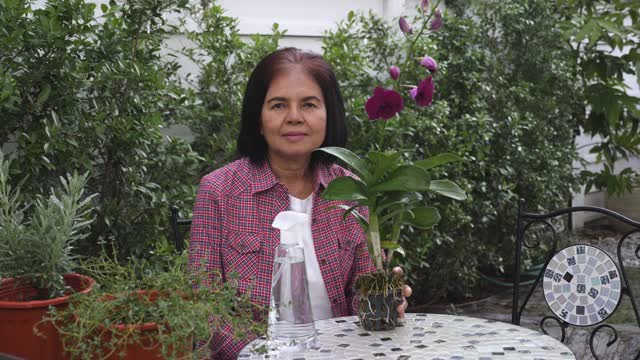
[512,199,640,360]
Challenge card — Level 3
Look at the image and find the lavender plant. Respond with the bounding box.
[0,151,94,299]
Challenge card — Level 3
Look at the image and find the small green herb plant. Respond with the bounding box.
[0,151,94,299]
[47,246,265,360]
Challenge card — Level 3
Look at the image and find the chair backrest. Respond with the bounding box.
[169,205,192,252]
[512,199,640,360]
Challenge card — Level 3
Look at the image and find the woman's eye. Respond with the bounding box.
[303,103,317,108]
[271,103,285,110]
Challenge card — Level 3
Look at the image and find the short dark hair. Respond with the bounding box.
[236,47,347,166]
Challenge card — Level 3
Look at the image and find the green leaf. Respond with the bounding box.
[380,241,405,257]
[575,19,597,43]
[370,165,429,193]
[321,176,368,202]
[597,20,621,35]
[405,207,440,229]
[377,191,423,212]
[606,102,621,126]
[367,151,401,181]
[315,147,371,181]
[101,3,108,13]
[428,180,467,200]
[330,204,369,229]
[415,153,463,170]
[35,82,51,110]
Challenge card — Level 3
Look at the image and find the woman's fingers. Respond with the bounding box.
[392,266,404,277]
[397,298,408,318]
[404,285,412,298]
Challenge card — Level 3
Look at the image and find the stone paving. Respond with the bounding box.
[410,229,640,360]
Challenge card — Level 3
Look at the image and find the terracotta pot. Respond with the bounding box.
[357,287,403,331]
[89,290,192,360]
[0,273,94,359]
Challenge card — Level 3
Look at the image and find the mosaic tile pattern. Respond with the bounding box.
[238,313,576,359]
[543,244,622,326]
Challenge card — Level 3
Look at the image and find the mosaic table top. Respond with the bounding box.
[543,244,622,326]
[239,313,576,360]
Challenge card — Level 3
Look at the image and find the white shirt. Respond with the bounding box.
[288,193,334,320]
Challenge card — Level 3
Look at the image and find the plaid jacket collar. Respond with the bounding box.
[249,159,332,194]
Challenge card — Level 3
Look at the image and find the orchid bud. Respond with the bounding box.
[409,87,418,100]
[420,0,429,12]
[435,8,442,18]
[389,66,401,80]
[419,56,438,73]
[399,17,412,34]
[429,17,443,31]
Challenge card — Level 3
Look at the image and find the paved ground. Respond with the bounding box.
[409,228,640,360]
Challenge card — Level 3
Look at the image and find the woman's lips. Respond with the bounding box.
[283,132,307,142]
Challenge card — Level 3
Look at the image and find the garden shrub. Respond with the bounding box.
[322,0,581,304]
[0,0,202,256]
[0,0,597,305]
[182,1,285,175]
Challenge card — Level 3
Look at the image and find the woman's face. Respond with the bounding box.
[261,65,327,164]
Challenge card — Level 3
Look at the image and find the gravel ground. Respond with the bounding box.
[410,229,640,360]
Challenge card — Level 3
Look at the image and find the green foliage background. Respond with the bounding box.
[1,0,637,304]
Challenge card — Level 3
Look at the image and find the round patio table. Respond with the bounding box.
[238,313,575,359]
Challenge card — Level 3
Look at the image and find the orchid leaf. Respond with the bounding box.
[366,151,401,182]
[380,241,405,257]
[370,165,429,192]
[315,147,372,181]
[428,180,467,200]
[404,207,440,229]
[415,153,463,170]
[377,191,422,212]
[321,176,368,203]
[330,204,369,230]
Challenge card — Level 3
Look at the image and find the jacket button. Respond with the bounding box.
[332,297,338,304]
[320,258,327,266]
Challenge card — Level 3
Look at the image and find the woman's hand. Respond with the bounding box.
[392,266,412,319]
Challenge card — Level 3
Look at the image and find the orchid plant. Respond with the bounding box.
[317,1,466,274]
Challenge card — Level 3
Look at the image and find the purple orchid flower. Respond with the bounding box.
[419,56,438,73]
[365,87,404,120]
[399,17,412,34]
[409,77,434,107]
[429,17,443,31]
[430,9,443,31]
[421,0,429,12]
[389,66,401,80]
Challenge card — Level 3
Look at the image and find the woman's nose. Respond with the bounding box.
[285,106,303,124]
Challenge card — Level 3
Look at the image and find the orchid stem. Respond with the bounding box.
[368,212,384,272]
[396,0,442,85]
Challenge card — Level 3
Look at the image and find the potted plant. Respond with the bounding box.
[316,1,466,331]
[0,152,96,359]
[48,247,266,360]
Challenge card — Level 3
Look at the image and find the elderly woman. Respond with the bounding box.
[188,47,410,359]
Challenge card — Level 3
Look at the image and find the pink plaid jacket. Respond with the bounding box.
[188,158,375,359]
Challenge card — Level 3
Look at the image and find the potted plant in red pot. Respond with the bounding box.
[316,1,466,331]
[0,152,95,358]
[47,247,265,360]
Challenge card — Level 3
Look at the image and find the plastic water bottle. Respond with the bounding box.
[269,211,316,352]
